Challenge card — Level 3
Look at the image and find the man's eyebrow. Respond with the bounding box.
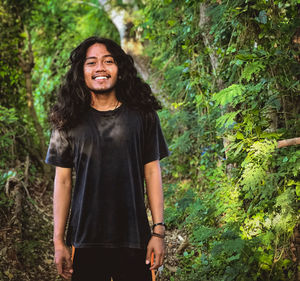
[85,55,114,60]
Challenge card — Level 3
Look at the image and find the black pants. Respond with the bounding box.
[72,247,152,281]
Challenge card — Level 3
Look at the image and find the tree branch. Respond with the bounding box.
[277,137,300,148]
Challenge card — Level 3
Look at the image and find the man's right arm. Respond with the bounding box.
[53,167,73,280]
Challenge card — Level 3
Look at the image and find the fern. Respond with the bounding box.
[213,84,245,106]
[240,61,265,82]
[240,139,277,196]
[216,110,240,130]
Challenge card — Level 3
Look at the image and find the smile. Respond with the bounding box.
[92,75,111,80]
[95,77,108,80]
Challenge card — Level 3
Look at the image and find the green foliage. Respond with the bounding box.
[240,139,277,198]
[0,106,19,168]
[213,84,245,107]
[136,0,300,280]
[164,181,196,228]
[0,1,25,110]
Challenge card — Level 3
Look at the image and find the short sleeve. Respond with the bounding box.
[45,129,73,168]
[143,111,170,165]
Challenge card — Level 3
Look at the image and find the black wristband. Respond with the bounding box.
[152,232,165,239]
[152,222,166,230]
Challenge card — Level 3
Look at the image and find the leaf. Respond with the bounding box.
[45,258,53,264]
[236,131,244,140]
[167,20,176,26]
[233,141,245,157]
[256,10,268,24]
[213,84,245,106]
[235,52,258,61]
[296,184,300,197]
[240,61,265,82]
[4,271,13,280]
[20,32,27,38]
[226,254,240,262]
[216,110,240,129]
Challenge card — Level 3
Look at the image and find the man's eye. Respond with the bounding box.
[105,60,114,64]
[86,61,95,65]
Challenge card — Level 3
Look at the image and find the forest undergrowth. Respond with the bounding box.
[0,168,57,281]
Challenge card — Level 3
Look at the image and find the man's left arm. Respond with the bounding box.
[144,160,165,270]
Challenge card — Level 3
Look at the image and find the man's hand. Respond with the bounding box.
[53,167,73,279]
[144,160,165,270]
[54,242,73,280]
[146,235,165,270]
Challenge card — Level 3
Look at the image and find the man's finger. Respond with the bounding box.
[146,247,152,265]
[56,259,63,275]
[61,261,73,280]
[150,260,159,270]
[61,272,68,280]
[159,251,165,266]
[65,256,73,273]
[61,271,72,280]
[150,253,162,270]
[157,249,165,268]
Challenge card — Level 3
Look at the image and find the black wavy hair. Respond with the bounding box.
[50,36,161,130]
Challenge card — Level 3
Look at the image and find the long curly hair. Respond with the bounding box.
[50,36,161,130]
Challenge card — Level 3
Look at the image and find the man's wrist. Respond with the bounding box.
[153,225,165,235]
[53,237,65,248]
[152,232,165,239]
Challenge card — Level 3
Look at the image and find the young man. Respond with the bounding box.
[45,37,169,281]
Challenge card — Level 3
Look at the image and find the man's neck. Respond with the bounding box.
[90,91,120,111]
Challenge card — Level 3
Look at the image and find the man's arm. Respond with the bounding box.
[53,167,73,280]
[144,160,165,270]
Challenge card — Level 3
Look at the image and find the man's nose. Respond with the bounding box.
[95,60,106,71]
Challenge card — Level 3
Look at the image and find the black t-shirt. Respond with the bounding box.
[45,104,169,249]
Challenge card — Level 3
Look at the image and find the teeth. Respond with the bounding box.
[95,76,108,80]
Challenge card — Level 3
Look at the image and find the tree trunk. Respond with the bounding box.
[199,3,224,91]
[19,28,50,175]
[23,71,47,155]
[199,3,233,172]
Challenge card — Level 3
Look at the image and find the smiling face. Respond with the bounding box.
[83,43,118,96]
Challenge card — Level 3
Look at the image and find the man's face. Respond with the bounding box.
[83,43,118,95]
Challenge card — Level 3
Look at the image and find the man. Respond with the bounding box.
[45,37,169,281]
